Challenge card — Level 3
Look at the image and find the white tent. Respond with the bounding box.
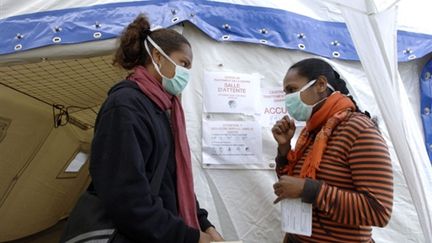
[0,0,431,242]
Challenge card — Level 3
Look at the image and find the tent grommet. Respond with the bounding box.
[259,28,268,34]
[93,32,102,39]
[16,33,24,40]
[53,26,62,33]
[52,36,62,43]
[14,44,22,51]
[260,39,268,44]
[171,17,179,23]
[332,51,340,58]
[222,35,230,40]
[298,43,305,49]
[223,24,231,30]
[408,54,416,60]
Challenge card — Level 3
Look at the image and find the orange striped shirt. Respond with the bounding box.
[279,113,393,243]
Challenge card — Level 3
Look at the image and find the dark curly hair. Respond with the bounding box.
[113,14,190,70]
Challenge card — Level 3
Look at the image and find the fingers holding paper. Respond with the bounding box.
[273,175,305,204]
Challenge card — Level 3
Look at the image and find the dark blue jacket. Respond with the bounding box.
[89,80,212,243]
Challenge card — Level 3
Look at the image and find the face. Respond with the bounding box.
[283,68,328,105]
[153,43,193,79]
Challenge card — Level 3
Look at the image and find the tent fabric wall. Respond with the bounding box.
[0,86,93,241]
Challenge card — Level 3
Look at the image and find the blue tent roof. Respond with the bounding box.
[0,0,431,61]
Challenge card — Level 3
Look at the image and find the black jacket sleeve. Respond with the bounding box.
[90,105,199,243]
[196,199,213,231]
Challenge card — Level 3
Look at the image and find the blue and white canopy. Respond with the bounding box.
[0,0,431,61]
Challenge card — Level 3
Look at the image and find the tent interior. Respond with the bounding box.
[0,1,431,243]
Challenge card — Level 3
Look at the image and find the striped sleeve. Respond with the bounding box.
[315,125,393,227]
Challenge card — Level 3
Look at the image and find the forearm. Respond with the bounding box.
[314,182,392,227]
[275,146,291,177]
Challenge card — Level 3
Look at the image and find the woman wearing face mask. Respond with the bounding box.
[272,58,393,243]
[61,15,223,243]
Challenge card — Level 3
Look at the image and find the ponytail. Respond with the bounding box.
[113,14,151,70]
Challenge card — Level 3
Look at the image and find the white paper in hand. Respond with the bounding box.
[281,198,312,236]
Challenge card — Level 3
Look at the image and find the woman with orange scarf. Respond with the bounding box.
[272,58,393,243]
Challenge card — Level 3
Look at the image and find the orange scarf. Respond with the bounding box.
[283,92,355,179]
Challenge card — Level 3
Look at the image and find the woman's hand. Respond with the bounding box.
[205,227,224,241]
[199,231,212,243]
[271,116,296,156]
[273,175,305,204]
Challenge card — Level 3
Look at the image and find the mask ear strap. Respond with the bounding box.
[327,83,336,92]
[144,39,167,79]
[146,36,177,65]
[300,79,317,92]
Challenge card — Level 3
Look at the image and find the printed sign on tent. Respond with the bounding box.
[260,88,289,127]
[203,71,260,114]
[202,120,263,165]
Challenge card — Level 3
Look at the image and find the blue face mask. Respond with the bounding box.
[145,37,190,95]
[285,79,333,121]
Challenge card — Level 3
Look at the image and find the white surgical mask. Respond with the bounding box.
[284,80,333,121]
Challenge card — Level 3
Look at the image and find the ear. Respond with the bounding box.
[315,75,329,93]
[151,49,162,65]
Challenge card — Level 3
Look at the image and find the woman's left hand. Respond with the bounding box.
[205,227,224,241]
[273,175,306,204]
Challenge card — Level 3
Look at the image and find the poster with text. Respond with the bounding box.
[203,71,260,114]
[202,120,263,165]
[260,88,289,127]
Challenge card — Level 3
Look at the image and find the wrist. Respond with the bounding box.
[277,144,291,157]
[300,178,323,204]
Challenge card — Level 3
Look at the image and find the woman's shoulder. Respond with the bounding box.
[340,111,378,132]
[102,80,154,112]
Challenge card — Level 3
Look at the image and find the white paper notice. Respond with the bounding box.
[281,199,312,236]
[260,88,289,127]
[202,120,263,165]
[203,71,260,114]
